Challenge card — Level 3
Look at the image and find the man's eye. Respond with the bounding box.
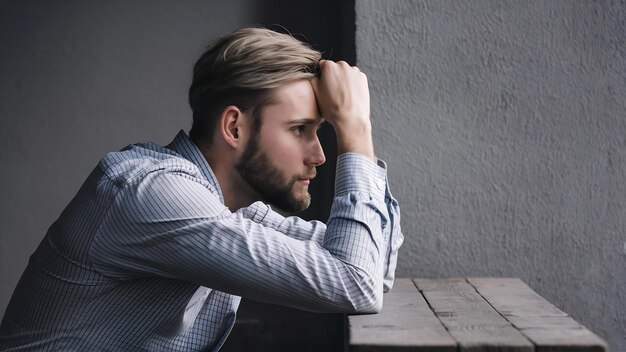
[293,126,306,135]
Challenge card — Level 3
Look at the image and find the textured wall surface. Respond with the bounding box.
[356,0,625,349]
[0,0,256,316]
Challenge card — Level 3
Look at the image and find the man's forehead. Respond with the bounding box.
[261,80,322,122]
[270,79,316,103]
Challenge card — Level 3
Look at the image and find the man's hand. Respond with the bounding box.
[311,60,376,162]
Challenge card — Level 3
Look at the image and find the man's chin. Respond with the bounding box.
[267,192,311,214]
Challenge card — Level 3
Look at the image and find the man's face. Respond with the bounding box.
[235,80,326,213]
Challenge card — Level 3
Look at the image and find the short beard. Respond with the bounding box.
[235,133,311,213]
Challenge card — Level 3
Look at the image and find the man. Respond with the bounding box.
[0,28,403,351]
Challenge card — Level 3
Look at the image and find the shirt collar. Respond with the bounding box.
[166,130,224,204]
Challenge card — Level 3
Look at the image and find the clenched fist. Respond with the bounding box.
[310,60,376,162]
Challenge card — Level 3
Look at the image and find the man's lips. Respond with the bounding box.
[297,173,316,185]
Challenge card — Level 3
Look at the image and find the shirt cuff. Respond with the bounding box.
[335,152,387,202]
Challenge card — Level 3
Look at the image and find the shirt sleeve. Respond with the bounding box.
[90,153,394,313]
[379,159,404,292]
[236,202,328,244]
[237,156,404,292]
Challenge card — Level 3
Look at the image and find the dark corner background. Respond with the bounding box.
[223,1,355,351]
[251,0,356,224]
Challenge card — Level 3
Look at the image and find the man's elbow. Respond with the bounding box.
[344,275,383,314]
[353,294,383,314]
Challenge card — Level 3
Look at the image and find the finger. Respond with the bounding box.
[335,60,352,68]
[319,59,331,68]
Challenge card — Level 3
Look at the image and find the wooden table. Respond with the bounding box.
[347,278,608,351]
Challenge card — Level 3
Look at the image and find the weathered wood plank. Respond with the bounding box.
[468,277,608,352]
[348,278,456,351]
[414,278,534,352]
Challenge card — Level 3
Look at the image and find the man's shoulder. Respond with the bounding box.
[98,141,205,188]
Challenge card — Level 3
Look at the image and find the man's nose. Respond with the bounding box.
[308,135,326,167]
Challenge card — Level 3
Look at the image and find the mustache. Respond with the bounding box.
[299,169,317,180]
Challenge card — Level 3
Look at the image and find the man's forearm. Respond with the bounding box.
[334,121,376,163]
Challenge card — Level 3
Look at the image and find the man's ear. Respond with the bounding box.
[218,105,245,149]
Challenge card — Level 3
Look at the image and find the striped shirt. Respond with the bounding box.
[0,131,403,351]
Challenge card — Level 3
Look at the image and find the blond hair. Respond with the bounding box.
[189,28,322,144]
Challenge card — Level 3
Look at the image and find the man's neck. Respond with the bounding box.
[195,140,260,212]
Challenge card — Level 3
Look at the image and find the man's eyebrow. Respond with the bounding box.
[286,118,325,126]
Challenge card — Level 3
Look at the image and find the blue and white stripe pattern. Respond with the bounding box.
[0,131,403,351]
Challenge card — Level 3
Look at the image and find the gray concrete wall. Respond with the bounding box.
[356,0,625,349]
[0,0,256,316]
